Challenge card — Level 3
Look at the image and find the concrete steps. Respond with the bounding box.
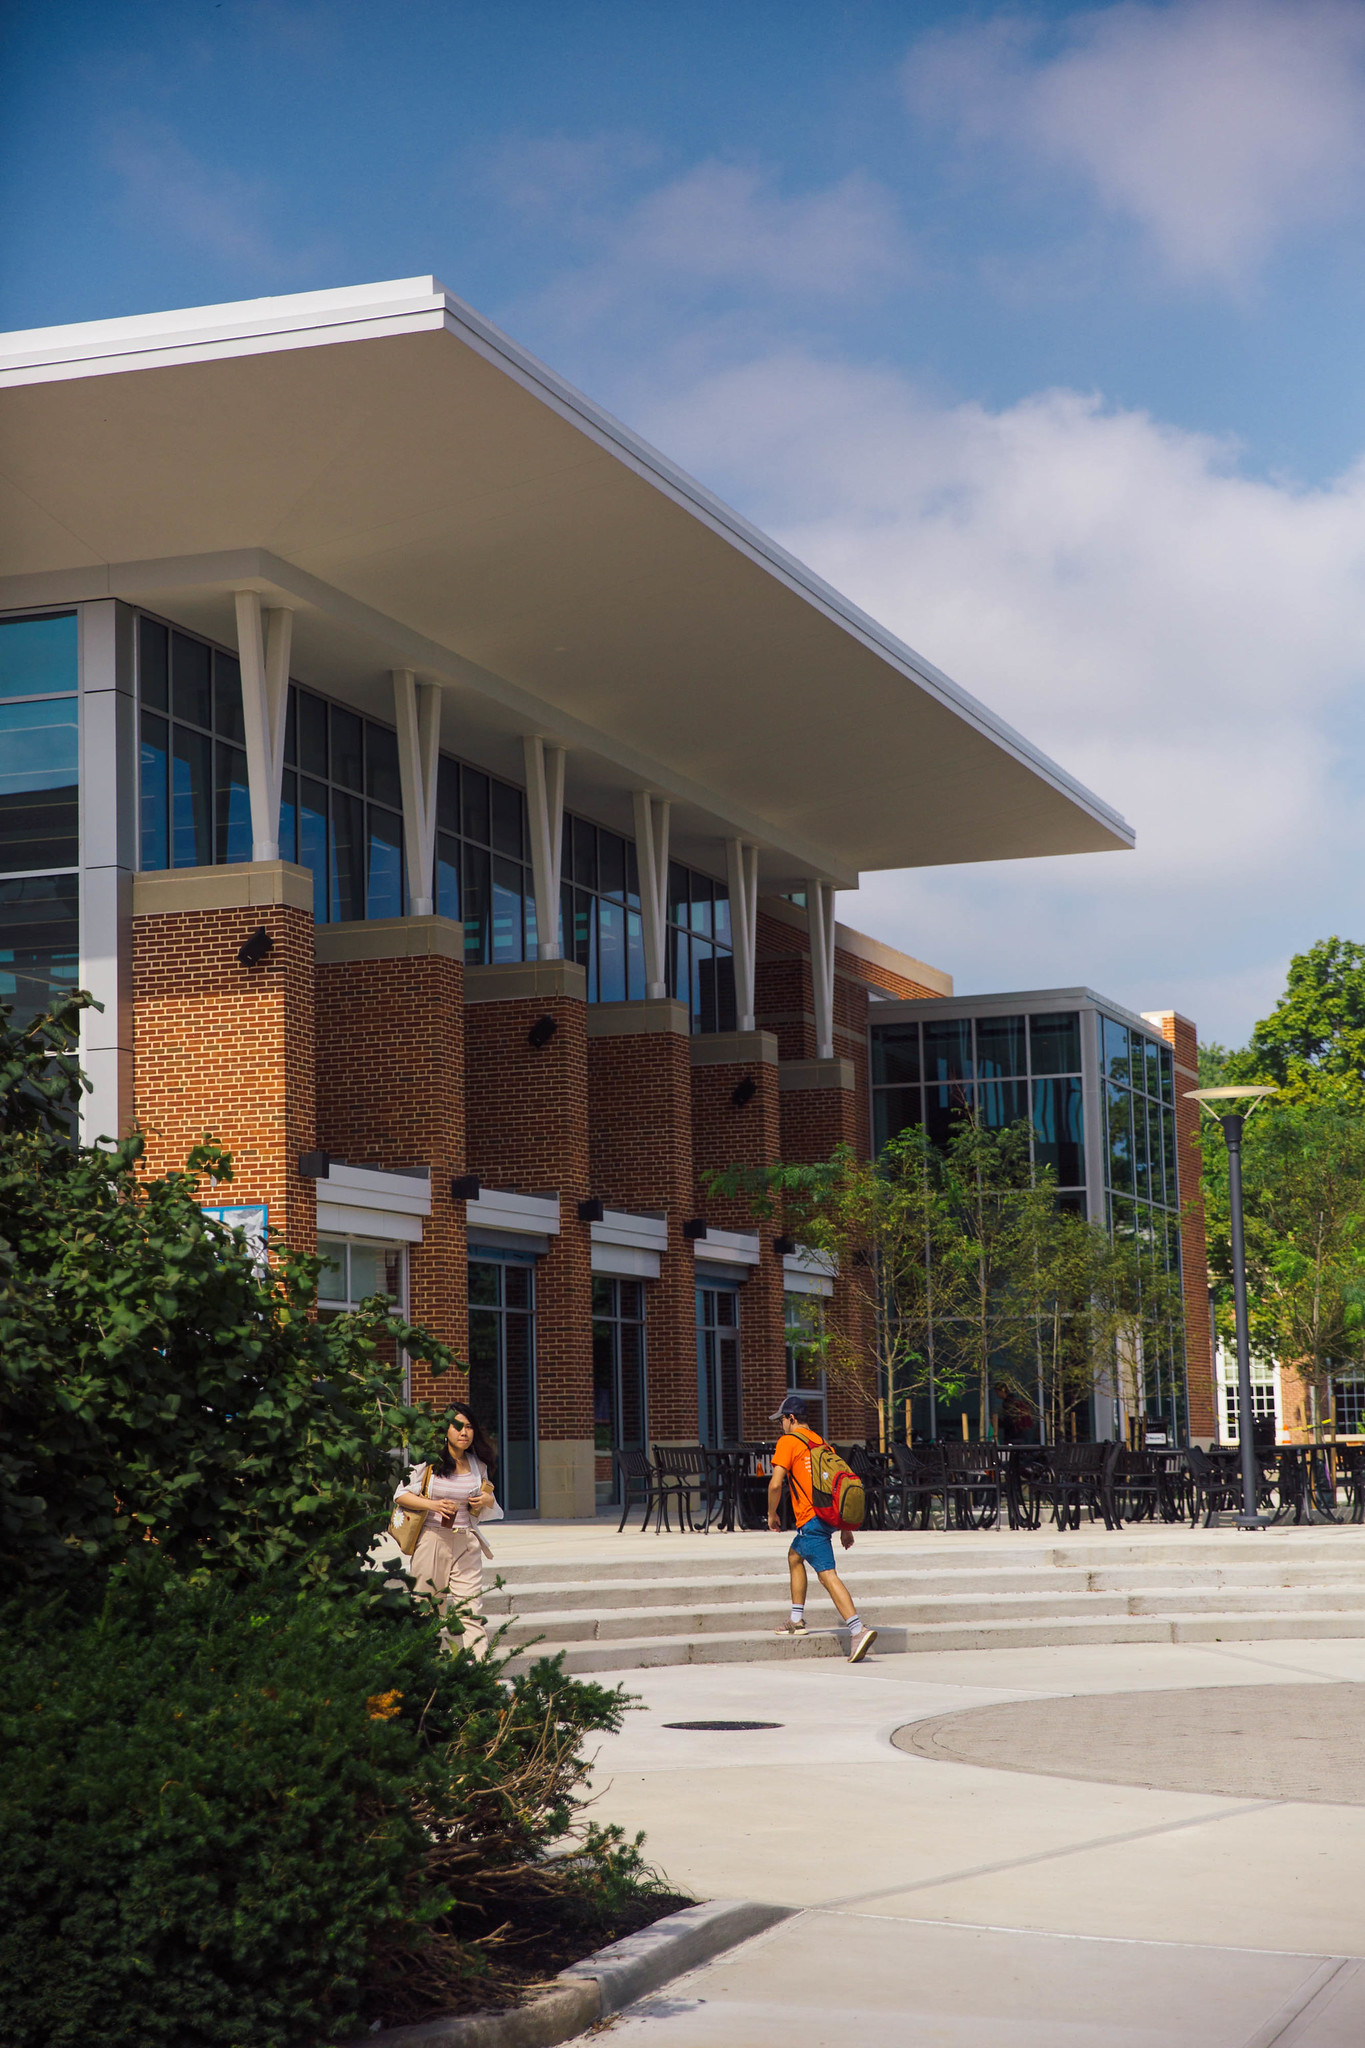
[492,1527,1365,1673]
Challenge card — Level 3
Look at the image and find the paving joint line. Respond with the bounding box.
[820,1797,1279,1911]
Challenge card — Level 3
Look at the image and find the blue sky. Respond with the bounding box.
[6,0,1365,1042]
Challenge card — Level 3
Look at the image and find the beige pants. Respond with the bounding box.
[410,1521,488,1660]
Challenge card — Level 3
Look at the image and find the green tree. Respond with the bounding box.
[1230,937,1365,1103]
[0,994,454,1596]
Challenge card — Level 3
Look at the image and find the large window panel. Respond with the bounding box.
[0,872,80,1030]
[1029,1011,1081,1076]
[299,778,328,922]
[171,724,212,868]
[923,1018,973,1083]
[366,805,404,919]
[0,697,79,872]
[140,712,169,871]
[872,1023,920,1086]
[0,613,77,700]
[977,1075,1029,1132]
[213,742,251,864]
[975,1014,1026,1079]
[329,788,365,923]
[1033,1075,1084,1186]
[171,632,212,730]
[1106,1083,1133,1194]
[874,1084,921,1153]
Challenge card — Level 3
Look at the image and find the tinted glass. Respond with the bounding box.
[330,789,364,921]
[712,884,731,948]
[0,698,79,871]
[331,707,363,792]
[436,755,460,834]
[1106,1083,1132,1193]
[366,721,402,810]
[491,855,524,962]
[598,896,627,1003]
[689,874,713,937]
[366,806,404,918]
[171,632,212,729]
[1030,1010,1081,1075]
[975,1014,1026,1078]
[923,1018,973,1082]
[1102,1015,1130,1085]
[138,616,169,711]
[0,614,77,702]
[977,1076,1029,1131]
[299,779,328,922]
[874,1086,921,1152]
[278,768,297,864]
[573,816,598,891]
[462,844,490,962]
[1033,1076,1084,1186]
[491,779,523,859]
[214,743,251,863]
[599,829,626,903]
[1131,1093,1151,1199]
[0,872,80,1031]
[171,725,212,867]
[213,652,244,744]
[872,1023,919,1085]
[1144,1037,1163,1100]
[925,1080,973,1147]
[1162,1108,1178,1206]
[283,687,297,767]
[297,690,328,778]
[140,712,169,870]
[462,766,490,845]
[626,907,645,998]
[436,831,461,922]
[1160,1045,1174,1105]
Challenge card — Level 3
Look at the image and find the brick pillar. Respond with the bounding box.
[1144,1010,1215,1444]
[778,1056,877,1441]
[314,917,466,1404]
[586,998,695,1445]
[690,1031,785,1439]
[464,962,593,1517]
[131,861,317,1255]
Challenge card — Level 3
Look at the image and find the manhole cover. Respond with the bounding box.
[663,1720,783,1731]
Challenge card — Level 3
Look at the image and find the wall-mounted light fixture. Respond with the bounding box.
[238,926,274,967]
[730,1075,757,1107]
[774,1235,797,1257]
[578,1197,605,1222]
[527,1014,558,1050]
[683,1218,708,1241]
[298,1151,330,1179]
[451,1173,481,1200]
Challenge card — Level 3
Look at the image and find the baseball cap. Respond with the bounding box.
[770,1397,808,1423]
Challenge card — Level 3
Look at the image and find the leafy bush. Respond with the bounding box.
[0,1565,640,2048]
[0,996,453,1596]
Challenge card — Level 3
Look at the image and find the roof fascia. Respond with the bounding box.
[0,278,1132,853]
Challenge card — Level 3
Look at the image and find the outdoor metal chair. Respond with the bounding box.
[1185,1445,1243,1526]
[1340,1445,1365,1524]
[1036,1443,1113,1531]
[651,1445,710,1532]
[613,1448,661,1533]
[890,1442,947,1529]
[940,1441,1002,1529]
[847,1443,892,1529]
[1105,1446,1162,1528]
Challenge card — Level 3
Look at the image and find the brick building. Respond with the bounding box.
[0,279,1209,1508]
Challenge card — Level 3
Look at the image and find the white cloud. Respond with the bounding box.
[491,151,909,332]
[634,353,1365,1039]
[906,0,1365,284]
[105,121,329,279]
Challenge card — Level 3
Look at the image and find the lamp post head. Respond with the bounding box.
[1183,1087,1278,1107]
[1183,1084,1277,1150]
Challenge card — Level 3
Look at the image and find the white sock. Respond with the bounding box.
[847,1614,864,1634]
[790,1605,805,1624]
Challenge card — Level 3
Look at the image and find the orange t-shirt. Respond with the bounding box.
[772,1423,824,1526]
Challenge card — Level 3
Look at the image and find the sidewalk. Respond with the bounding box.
[580,1636,1365,2045]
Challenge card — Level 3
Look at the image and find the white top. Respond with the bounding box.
[395,1453,503,1528]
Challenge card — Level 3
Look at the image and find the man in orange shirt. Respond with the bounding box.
[767,1398,877,1663]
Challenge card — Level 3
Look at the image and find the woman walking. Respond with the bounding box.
[394,1406,503,1659]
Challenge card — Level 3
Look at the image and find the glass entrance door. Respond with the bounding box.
[696,1284,742,1446]
[592,1277,647,1504]
[467,1256,537,1511]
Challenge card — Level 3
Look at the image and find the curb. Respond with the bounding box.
[351,1898,794,2047]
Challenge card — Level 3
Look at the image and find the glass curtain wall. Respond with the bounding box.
[591,1276,647,1504]
[0,613,80,1032]
[467,1255,537,1511]
[871,1010,1086,1207]
[134,612,735,1022]
[1100,1014,1183,1439]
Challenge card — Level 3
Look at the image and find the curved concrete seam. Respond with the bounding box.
[350,1898,795,2046]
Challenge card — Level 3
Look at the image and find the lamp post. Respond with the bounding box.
[1184,1085,1277,1529]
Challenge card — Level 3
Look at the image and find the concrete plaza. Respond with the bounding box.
[480,1521,1365,2046]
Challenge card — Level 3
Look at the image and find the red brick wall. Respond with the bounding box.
[132,902,317,1256]
[587,1025,696,1442]
[464,993,592,1445]
[314,952,466,1405]
[1149,1011,1215,1441]
[690,1054,786,1438]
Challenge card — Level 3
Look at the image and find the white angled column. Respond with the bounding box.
[394,669,441,915]
[807,881,838,1060]
[632,790,671,998]
[724,839,759,1032]
[234,590,293,862]
[523,735,567,959]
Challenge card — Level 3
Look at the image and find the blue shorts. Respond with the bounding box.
[789,1519,836,1575]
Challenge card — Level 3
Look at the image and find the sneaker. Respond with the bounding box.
[774,1619,807,1635]
[847,1627,877,1664]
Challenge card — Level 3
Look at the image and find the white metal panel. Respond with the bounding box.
[317,1202,423,1243]
[692,1226,761,1267]
[590,1242,661,1280]
[465,1187,561,1237]
[591,1208,668,1254]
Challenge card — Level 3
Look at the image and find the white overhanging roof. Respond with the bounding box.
[0,278,1133,889]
